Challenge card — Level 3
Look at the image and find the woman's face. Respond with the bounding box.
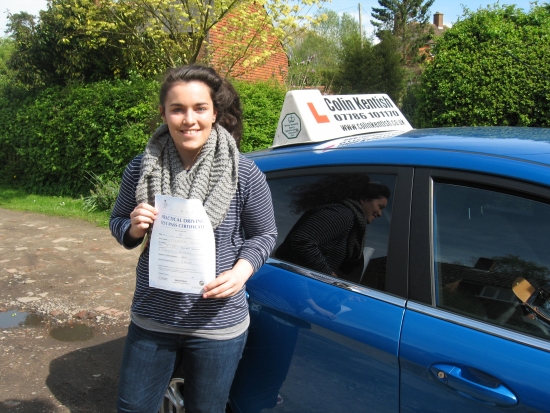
[360,196,388,224]
[160,81,217,161]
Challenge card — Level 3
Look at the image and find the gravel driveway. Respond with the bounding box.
[0,208,139,412]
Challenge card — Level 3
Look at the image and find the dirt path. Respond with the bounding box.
[0,208,139,412]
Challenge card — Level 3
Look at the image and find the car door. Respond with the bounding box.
[229,165,413,413]
[400,168,550,412]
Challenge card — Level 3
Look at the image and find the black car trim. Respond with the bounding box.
[409,168,433,304]
[386,167,414,299]
[407,301,550,353]
[422,167,550,201]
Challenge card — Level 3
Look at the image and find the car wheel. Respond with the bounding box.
[159,377,185,413]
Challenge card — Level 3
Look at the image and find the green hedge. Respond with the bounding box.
[234,80,286,153]
[0,78,286,196]
[0,79,159,195]
[413,5,550,128]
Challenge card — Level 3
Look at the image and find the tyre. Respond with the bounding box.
[159,377,185,413]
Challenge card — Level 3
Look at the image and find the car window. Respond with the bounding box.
[433,182,550,341]
[268,173,397,292]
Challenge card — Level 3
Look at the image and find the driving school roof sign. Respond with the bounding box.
[273,89,412,148]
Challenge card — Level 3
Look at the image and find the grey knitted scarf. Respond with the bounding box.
[135,123,239,230]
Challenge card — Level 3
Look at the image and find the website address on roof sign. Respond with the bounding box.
[340,119,407,132]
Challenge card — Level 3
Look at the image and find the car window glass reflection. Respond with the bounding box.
[433,182,550,340]
[269,174,396,291]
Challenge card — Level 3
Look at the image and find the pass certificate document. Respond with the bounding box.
[148,194,216,294]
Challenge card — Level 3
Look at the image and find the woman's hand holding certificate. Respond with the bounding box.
[128,203,158,240]
[202,259,253,299]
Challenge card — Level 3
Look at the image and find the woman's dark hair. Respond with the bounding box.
[290,174,391,213]
[159,65,243,148]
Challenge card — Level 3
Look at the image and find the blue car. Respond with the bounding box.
[161,91,550,413]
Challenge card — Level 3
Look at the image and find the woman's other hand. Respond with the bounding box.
[202,259,254,299]
[128,203,158,241]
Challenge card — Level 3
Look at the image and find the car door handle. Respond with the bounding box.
[430,364,518,407]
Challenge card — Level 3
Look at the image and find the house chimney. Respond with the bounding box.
[433,12,444,29]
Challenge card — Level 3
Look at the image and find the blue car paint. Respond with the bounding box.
[229,127,550,413]
[252,146,550,188]
[249,127,550,187]
[400,305,550,413]
[230,264,405,413]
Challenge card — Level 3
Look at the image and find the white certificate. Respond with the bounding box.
[148,195,216,294]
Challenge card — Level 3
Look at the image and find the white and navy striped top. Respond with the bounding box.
[110,154,277,331]
[275,204,357,275]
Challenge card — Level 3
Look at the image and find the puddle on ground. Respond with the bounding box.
[50,323,94,342]
[0,310,45,328]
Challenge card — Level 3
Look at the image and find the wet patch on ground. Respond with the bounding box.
[49,323,95,342]
[0,309,45,328]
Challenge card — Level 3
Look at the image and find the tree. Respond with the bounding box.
[4,12,46,87]
[118,0,327,77]
[286,10,359,89]
[332,31,405,103]
[372,32,406,100]
[6,1,131,88]
[0,37,15,85]
[370,0,434,64]
[285,9,406,98]
[5,0,328,88]
[492,255,550,280]
[108,0,328,77]
[106,0,244,75]
[203,1,318,79]
[413,4,550,128]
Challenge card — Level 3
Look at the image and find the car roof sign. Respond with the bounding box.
[272,89,413,148]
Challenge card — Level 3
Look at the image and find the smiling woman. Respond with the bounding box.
[160,82,217,169]
[109,65,277,413]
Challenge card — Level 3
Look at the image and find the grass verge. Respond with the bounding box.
[0,186,111,227]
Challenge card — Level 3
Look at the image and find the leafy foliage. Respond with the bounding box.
[492,254,550,280]
[0,78,159,195]
[332,32,406,103]
[286,10,359,90]
[6,2,131,88]
[110,0,327,79]
[414,4,550,127]
[5,0,328,88]
[286,8,407,101]
[371,0,434,64]
[82,172,121,212]
[0,38,15,86]
[0,77,285,195]
[203,1,327,79]
[233,80,286,152]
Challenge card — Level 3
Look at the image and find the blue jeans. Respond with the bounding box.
[117,322,248,413]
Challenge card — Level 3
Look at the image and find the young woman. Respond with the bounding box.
[275,175,390,277]
[110,65,277,413]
